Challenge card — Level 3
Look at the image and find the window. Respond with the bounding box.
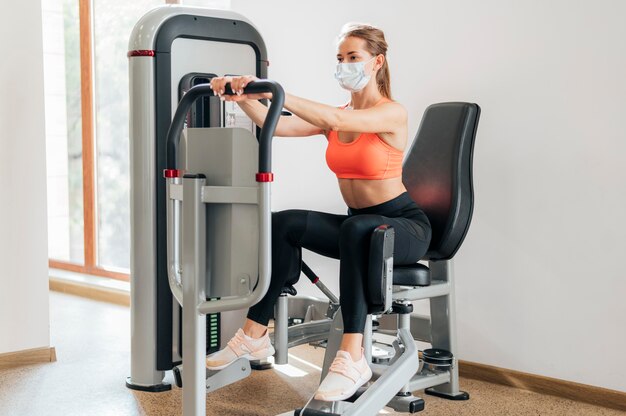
[44,0,231,280]
[93,0,165,271]
[44,0,163,280]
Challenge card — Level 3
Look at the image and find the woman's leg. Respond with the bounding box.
[336,214,431,360]
[208,209,346,369]
[314,212,431,400]
[246,208,431,347]
[245,209,345,334]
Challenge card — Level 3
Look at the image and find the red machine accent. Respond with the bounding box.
[163,169,184,178]
[312,277,319,284]
[127,50,156,57]
[256,172,274,182]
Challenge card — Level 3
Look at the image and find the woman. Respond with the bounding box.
[206,22,432,402]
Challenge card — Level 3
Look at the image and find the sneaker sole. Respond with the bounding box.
[206,345,275,371]
[314,367,373,402]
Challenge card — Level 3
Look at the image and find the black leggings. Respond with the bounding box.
[247,192,432,334]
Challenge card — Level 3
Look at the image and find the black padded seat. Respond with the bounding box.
[393,263,431,286]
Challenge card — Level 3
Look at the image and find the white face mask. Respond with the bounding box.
[334,56,376,92]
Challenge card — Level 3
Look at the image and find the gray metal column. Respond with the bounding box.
[363,315,373,363]
[397,310,412,395]
[127,55,169,390]
[181,177,208,416]
[427,259,462,395]
[274,294,289,364]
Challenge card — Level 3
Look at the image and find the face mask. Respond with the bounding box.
[334,56,376,92]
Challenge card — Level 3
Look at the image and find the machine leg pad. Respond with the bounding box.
[250,360,273,370]
[425,388,470,401]
[173,367,183,388]
[125,377,172,392]
[409,398,425,413]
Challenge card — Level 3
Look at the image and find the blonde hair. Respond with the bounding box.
[336,22,392,99]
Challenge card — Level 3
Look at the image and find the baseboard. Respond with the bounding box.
[49,277,130,307]
[459,360,626,412]
[0,346,57,370]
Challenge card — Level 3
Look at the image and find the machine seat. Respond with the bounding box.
[392,263,431,286]
[279,262,431,303]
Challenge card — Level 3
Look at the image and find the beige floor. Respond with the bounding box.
[0,292,622,416]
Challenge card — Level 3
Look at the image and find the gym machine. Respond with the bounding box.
[128,5,480,416]
[126,5,269,392]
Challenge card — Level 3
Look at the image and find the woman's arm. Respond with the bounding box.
[282,93,407,134]
[237,100,325,137]
[210,76,325,137]
[211,75,404,135]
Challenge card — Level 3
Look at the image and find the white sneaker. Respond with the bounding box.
[314,348,373,401]
[206,328,275,370]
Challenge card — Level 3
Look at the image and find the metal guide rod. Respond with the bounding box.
[301,261,340,304]
[166,177,183,306]
[181,177,207,415]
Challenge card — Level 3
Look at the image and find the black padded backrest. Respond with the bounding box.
[403,102,480,260]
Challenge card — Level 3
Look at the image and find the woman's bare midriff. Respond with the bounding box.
[339,176,408,209]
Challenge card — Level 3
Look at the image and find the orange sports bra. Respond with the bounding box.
[325,99,403,180]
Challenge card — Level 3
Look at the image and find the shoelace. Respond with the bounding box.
[227,331,248,353]
[329,356,356,380]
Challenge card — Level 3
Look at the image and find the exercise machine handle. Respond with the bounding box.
[165,79,285,175]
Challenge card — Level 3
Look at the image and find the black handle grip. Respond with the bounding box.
[301,261,319,284]
[165,79,285,174]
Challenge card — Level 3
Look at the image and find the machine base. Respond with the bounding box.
[125,377,172,392]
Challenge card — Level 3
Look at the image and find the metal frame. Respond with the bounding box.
[277,258,466,415]
[169,174,272,413]
[167,175,273,313]
[128,6,475,415]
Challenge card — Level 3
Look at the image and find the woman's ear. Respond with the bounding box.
[375,54,385,71]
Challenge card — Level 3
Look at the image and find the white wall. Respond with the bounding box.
[0,0,51,354]
[178,0,230,8]
[231,0,626,391]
